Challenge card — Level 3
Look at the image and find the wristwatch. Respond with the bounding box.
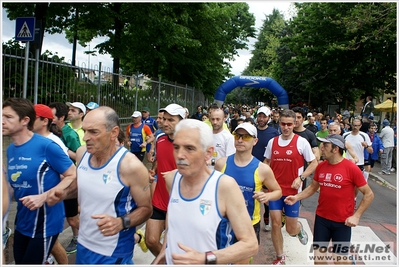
[121,215,130,230]
[299,175,306,182]
[205,251,217,264]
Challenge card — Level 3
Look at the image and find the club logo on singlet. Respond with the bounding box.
[11,171,22,182]
[103,171,113,184]
[199,199,212,215]
[286,150,293,155]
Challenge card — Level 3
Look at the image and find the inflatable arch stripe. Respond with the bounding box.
[214,76,289,109]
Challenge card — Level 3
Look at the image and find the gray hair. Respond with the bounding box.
[328,121,341,131]
[174,119,213,152]
[280,109,296,121]
[98,106,120,131]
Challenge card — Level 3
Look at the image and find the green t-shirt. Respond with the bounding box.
[316,129,329,147]
[62,124,82,152]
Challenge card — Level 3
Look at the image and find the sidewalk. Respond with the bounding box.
[368,161,396,191]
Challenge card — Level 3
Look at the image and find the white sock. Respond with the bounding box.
[363,171,369,181]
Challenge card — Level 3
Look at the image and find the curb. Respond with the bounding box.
[369,172,397,191]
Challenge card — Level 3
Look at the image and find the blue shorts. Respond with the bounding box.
[76,243,133,264]
[269,196,300,218]
[313,214,351,255]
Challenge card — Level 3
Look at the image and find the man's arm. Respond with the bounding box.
[345,141,359,164]
[255,162,281,203]
[120,153,153,229]
[93,153,153,236]
[345,184,374,227]
[214,157,227,172]
[312,146,320,162]
[285,179,319,205]
[213,175,259,264]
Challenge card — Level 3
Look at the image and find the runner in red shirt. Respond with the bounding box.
[146,103,186,257]
[285,134,374,264]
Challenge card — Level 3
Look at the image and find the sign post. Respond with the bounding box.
[15,17,35,99]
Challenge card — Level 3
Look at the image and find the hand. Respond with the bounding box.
[20,193,47,210]
[172,243,203,264]
[46,188,66,206]
[253,191,270,204]
[92,214,123,236]
[291,177,301,189]
[140,142,147,148]
[345,215,360,227]
[284,195,298,206]
[147,152,155,163]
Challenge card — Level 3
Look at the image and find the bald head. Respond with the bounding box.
[84,106,120,132]
[210,108,225,133]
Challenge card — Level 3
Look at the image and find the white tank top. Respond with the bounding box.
[77,147,137,257]
[165,170,234,264]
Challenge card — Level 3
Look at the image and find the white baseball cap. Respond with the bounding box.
[159,103,186,119]
[257,106,271,116]
[131,111,142,118]
[66,102,86,115]
[233,122,258,138]
[307,112,313,117]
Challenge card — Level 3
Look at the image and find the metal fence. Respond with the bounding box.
[2,47,208,124]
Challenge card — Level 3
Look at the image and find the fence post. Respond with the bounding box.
[158,77,161,111]
[23,42,30,99]
[97,62,102,105]
[33,47,40,104]
[192,86,195,108]
[174,81,177,102]
[184,84,188,108]
[134,71,139,111]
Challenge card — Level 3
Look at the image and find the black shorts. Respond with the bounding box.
[150,206,167,220]
[13,230,58,264]
[233,222,260,245]
[313,214,351,255]
[364,156,375,168]
[132,151,145,162]
[64,198,79,218]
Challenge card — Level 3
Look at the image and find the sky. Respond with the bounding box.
[1,2,294,76]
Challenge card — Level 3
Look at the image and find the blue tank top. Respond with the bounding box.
[129,123,145,152]
[221,155,262,225]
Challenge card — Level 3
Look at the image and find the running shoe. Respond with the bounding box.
[264,223,271,232]
[65,236,78,254]
[297,221,308,245]
[136,228,148,253]
[2,226,12,247]
[272,255,286,265]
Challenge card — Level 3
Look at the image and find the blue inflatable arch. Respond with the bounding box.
[214,76,289,109]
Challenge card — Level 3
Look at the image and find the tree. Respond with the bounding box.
[3,3,256,98]
[279,2,396,109]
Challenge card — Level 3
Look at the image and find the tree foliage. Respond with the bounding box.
[244,3,396,110]
[3,2,256,99]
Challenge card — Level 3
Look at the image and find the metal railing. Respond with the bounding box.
[2,47,208,122]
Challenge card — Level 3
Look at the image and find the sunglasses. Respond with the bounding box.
[280,122,294,127]
[233,133,255,141]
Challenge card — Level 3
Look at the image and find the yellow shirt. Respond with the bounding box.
[67,122,86,146]
[204,119,229,131]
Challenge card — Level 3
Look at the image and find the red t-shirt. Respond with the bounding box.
[314,159,367,222]
[152,134,176,211]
